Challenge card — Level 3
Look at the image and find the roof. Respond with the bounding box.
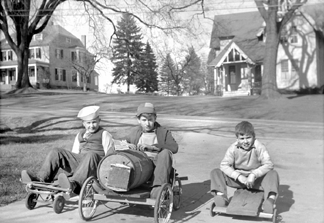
[0,24,84,49]
[209,11,264,49]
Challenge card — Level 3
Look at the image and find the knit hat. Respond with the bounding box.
[77,106,100,121]
[136,103,156,116]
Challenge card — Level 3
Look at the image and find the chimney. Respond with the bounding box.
[81,35,86,48]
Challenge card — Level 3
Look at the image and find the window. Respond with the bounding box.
[34,34,43,41]
[66,38,71,43]
[29,49,35,59]
[1,51,7,61]
[55,49,64,59]
[72,70,77,82]
[71,51,77,61]
[291,59,299,73]
[290,26,298,43]
[55,69,59,80]
[62,70,66,82]
[281,59,289,73]
[36,48,41,59]
[87,75,91,83]
[29,68,35,77]
[95,76,98,86]
[8,51,13,60]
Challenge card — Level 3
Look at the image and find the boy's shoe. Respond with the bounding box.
[213,195,229,207]
[21,170,41,183]
[263,198,275,213]
[58,173,77,193]
[150,186,161,199]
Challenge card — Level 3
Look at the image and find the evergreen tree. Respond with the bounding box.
[111,13,144,93]
[159,53,177,95]
[135,42,159,93]
[183,47,204,95]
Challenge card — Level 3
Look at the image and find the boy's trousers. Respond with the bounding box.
[37,148,102,187]
[210,168,279,199]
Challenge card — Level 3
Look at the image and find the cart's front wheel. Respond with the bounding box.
[154,183,173,223]
[53,195,65,214]
[172,178,182,211]
[25,192,38,210]
[272,208,277,223]
[210,202,216,217]
[78,176,98,221]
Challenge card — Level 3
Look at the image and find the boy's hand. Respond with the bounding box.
[139,144,161,152]
[246,173,256,189]
[237,175,247,185]
[128,144,138,150]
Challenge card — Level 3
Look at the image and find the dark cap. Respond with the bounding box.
[136,103,156,116]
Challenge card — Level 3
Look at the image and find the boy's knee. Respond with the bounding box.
[210,168,222,177]
[83,152,101,161]
[157,149,172,161]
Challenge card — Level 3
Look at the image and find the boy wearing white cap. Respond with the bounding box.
[124,102,178,198]
[21,106,115,194]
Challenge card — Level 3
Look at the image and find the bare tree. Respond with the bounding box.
[1,0,208,93]
[254,0,307,99]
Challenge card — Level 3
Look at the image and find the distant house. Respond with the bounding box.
[208,4,324,96]
[0,23,99,91]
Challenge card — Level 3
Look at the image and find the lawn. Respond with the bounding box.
[0,90,323,207]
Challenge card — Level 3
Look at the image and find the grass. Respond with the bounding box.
[0,90,323,207]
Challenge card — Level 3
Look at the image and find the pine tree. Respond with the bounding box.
[111,13,144,93]
[159,53,177,95]
[135,42,159,93]
[183,47,204,95]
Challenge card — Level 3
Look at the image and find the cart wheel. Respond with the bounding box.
[53,195,65,214]
[79,176,98,221]
[25,192,38,210]
[154,183,173,223]
[210,202,216,217]
[272,208,277,223]
[172,178,182,211]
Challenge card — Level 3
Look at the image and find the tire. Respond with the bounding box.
[210,202,216,217]
[78,176,98,221]
[25,192,38,210]
[53,195,65,214]
[154,183,173,223]
[172,178,182,211]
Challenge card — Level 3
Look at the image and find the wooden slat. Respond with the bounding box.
[226,189,264,216]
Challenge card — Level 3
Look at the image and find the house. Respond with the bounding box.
[208,3,324,96]
[0,22,99,91]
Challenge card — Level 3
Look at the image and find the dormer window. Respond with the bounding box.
[66,38,71,43]
[290,26,298,43]
[34,34,43,41]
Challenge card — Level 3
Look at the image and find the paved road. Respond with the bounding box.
[0,111,323,223]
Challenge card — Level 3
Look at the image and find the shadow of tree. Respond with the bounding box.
[0,134,72,145]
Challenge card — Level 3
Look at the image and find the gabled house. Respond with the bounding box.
[0,22,99,91]
[208,3,324,96]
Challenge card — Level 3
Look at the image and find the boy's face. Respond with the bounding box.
[237,134,255,150]
[83,117,100,133]
[137,114,156,132]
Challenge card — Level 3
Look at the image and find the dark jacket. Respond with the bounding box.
[125,122,178,154]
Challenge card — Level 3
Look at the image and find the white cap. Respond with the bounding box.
[77,106,100,121]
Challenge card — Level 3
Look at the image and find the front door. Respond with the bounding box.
[229,65,236,91]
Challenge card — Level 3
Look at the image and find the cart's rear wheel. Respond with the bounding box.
[154,183,173,223]
[78,176,98,221]
[210,202,216,217]
[53,195,65,214]
[25,192,38,210]
[172,178,182,211]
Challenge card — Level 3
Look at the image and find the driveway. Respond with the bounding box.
[0,112,323,223]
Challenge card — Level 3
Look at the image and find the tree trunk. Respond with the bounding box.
[15,48,33,89]
[260,2,281,99]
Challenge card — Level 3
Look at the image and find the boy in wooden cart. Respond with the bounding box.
[210,121,279,213]
[124,102,178,199]
[21,105,115,194]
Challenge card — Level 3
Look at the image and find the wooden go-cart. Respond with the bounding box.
[78,150,188,223]
[23,181,76,214]
[210,189,277,222]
